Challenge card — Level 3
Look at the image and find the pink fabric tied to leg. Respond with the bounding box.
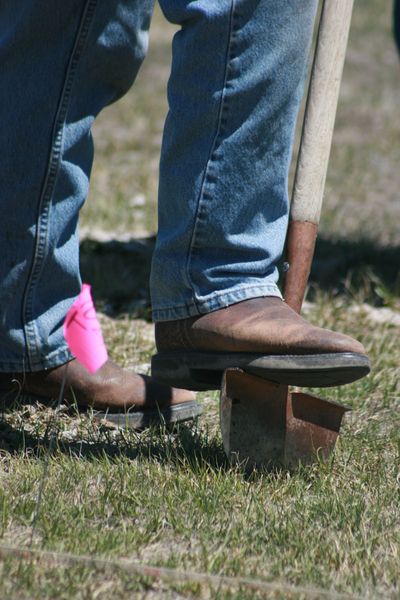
[63,284,108,373]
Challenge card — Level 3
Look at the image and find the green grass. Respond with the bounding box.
[0,297,399,599]
[1,1,399,598]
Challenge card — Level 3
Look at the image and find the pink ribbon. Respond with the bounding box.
[63,284,108,373]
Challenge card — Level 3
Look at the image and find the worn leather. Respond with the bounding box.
[0,359,195,411]
[155,297,366,356]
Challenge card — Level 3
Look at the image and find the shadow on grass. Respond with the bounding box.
[0,414,230,472]
[0,406,309,479]
[80,235,400,315]
[310,237,400,301]
[80,236,155,318]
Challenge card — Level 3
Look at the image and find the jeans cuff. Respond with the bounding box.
[152,283,282,322]
[0,345,74,373]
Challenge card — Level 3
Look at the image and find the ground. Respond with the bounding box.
[0,1,399,598]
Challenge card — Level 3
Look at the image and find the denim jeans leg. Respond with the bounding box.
[151,0,318,321]
[0,0,154,372]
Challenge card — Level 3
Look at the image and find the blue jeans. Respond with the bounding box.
[0,0,317,372]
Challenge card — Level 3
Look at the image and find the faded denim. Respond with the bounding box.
[152,0,318,320]
[0,0,317,371]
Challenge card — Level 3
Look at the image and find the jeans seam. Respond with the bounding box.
[155,283,281,311]
[184,0,236,300]
[0,345,72,373]
[21,0,98,370]
[152,283,282,321]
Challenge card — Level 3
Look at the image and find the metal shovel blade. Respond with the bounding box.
[220,369,350,469]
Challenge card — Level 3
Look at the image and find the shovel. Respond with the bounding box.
[220,0,356,469]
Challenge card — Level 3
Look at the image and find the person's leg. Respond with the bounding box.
[0,0,199,421]
[1,0,154,371]
[151,0,369,390]
[152,0,318,319]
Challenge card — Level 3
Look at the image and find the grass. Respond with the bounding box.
[0,299,398,599]
[0,1,399,598]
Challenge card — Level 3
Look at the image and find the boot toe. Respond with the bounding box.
[316,329,366,356]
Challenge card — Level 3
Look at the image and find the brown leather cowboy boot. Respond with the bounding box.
[152,297,370,390]
[0,358,201,429]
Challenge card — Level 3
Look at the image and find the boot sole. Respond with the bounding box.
[151,351,370,390]
[94,400,202,429]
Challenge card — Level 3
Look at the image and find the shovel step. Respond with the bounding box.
[220,369,350,469]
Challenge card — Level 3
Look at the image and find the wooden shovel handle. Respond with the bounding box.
[284,221,318,314]
[283,0,355,313]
